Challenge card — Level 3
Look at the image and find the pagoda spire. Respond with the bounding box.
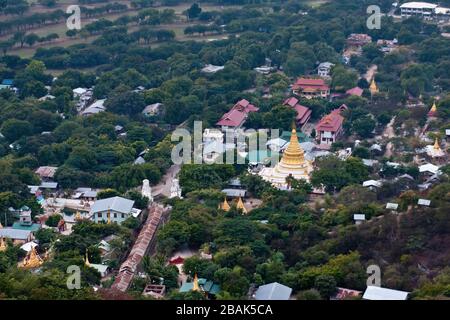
[0,237,7,252]
[280,126,306,166]
[370,78,379,95]
[192,273,200,292]
[236,197,247,214]
[433,137,441,151]
[428,100,437,116]
[219,197,230,212]
[85,249,90,267]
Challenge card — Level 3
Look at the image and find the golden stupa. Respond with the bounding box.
[74,211,82,221]
[369,78,379,95]
[0,237,7,252]
[236,197,247,214]
[18,246,43,269]
[428,101,437,116]
[259,127,314,189]
[219,197,230,212]
[84,250,90,267]
[427,138,445,158]
[192,273,201,292]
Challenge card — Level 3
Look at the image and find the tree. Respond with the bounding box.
[314,275,337,299]
[186,3,202,20]
[352,115,376,138]
[1,119,32,142]
[105,90,146,116]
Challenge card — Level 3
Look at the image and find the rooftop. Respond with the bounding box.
[90,196,135,215]
[254,282,292,300]
[363,286,409,300]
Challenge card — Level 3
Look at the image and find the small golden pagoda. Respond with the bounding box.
[85,250,90,267]
[236,197,247,214]
[370,78,379,95]
[192,273,201,292]
[74,211,82,221]
[219,198,230,212]
[18,246,43,269]
[0,237,7,252]
[428,101,437,116]
[259,126,313,188]
[107,208,111,224]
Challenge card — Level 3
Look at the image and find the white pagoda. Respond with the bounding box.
[141,179,153,203]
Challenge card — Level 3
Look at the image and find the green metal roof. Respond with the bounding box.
[11,222,41,232]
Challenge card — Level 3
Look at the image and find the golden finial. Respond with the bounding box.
[236,197,247,214]
[220,197,230,212]
[85,249,90,267]
[192,273,200,292]
[75,211,82,221]
[107,208,111,224]
[0,237,7,252]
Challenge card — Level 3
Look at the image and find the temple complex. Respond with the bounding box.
[259,127,314,189]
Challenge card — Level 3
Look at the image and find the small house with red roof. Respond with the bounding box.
[283,97,311,128]
[292,78,330,99]
[315,106,346,148]
[216,99,259,131]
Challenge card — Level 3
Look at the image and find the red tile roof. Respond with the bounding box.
[346,87,364,96]
[216,99,259,127]
[316,108,344,133]
[293,78,329,91]
[283,97,311,125]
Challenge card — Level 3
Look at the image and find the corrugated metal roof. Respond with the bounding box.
[255,282,292,300]
[90,196,134,214]
[363,286,409,300]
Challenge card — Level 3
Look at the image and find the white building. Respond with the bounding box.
[317,62,335,78]
[400,2,438,17]
[201,64,225,74]
[89,196,136,224]
[363,286,409,300]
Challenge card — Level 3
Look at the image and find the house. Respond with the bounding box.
[283,97,312,127]
[315,108,345,147]
[418,199,431,207]
[363,180,383,190]
[203,128,224,144]
[203,141,235,164]
[292,78,330,99]
[419,163,440,177]
[73,87,88,98]
[346,86,364,97]
[266,137,288,152]
[253,282,292,300]
[353,214,366,225]
[89,263,109,277]
[134,156,146,165]
[221,188,247,198]
[89,196,136,224]
[317,62,335,78]
[386,203,399,211]
[143,284,166,299]
[363,286,409,300]
[35,166,58,181]
[216,99,259,131]
[142,103,163,117]
[346,33,372,47]
[72,188,98,201]
[201,64,224,74]
[11,208,41,233]
[0,228,33,245]
[400,2,438,18]
[81,99,106,116]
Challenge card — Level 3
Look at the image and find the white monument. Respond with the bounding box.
[142,179,153,203]
[170,178,182,199]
